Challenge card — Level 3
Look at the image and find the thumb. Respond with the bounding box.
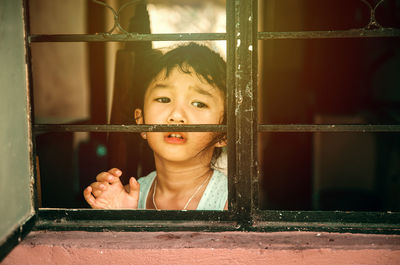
[128,177,140,200]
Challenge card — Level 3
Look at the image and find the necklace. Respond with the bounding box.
[152,170,212,210]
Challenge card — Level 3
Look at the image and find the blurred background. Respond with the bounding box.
[30,0,400,210]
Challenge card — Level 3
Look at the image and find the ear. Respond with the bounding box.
[134,108,143,124]
[214,137,227,148]
[135,109,147,140]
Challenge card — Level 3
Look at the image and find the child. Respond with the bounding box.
[83,43,228,210]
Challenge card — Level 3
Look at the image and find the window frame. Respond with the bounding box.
[28,0,400,235]
[0,0,36,260]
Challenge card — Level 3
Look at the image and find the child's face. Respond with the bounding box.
[135,66,225,164]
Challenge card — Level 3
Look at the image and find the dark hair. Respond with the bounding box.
[140,42,227,166]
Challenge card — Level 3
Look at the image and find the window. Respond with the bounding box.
[1,0,400,260]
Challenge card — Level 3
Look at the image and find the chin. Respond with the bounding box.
[154,151,205,165]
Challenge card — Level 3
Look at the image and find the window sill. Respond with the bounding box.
[4,231,400,264]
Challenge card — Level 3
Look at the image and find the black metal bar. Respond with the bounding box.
[250,0,259,214]
[254,210,400,224]
[226,0,236,216]
[232,0,257,229]
[23,0,39,211]
[250,222,400,234]
[34,220,239,232]
[251,210,400,234]
[29,29,400,43]
[33,124,226,133]
[35,209,238,232]
[87,2,108,145]
[33,209,400,234]
[29,28,400,43]
[29,33,226,43]
[34,124,400,134]
[37,208,234,221]
[258,124,400,132]
[258,28,400,40]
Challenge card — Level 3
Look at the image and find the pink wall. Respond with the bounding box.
[3,231,400,265]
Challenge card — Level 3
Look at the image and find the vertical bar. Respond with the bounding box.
[232,0,257,228]
[226,0,236,213]
[23,0,39,210]
[87,2,107,142]
[251,0,259,212]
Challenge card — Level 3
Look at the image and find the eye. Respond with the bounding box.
[192,101,208,108]
[155,97,170,103]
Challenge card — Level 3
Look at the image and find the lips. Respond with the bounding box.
[164,132,187,144]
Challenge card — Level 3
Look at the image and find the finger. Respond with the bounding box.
[96,172,115,183]
[128,177,140,202]
[106,168,123,184]
[108,168,122,177]
[90,181,107,192]
[84,186,105,209]
[91,188,103,198]
[83,186,97,208]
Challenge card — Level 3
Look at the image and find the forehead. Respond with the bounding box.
[146,67,224,99]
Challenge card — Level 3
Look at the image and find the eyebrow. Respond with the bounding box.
[190,85,214,97]
[151,83,215,98]
[152,83,169,89]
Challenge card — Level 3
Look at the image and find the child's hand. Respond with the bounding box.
[83,168,140,209]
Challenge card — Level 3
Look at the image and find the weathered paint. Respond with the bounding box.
[0,0,35,260]
[3,231,400,265]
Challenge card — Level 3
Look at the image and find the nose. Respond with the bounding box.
[167,105,186,124]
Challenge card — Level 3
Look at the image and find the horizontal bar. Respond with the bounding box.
[34,219,240,232]
[251,221,400,234]
[34,124,400,133]
[29,33,226,42]
[258,124,400,132]
[33,124,226,133]
[35,209,400,234]
[35,209,238,232]
[251,210,400,234]
[38,208,234,221]
[254,210,400,224]
[258,28,400,40]
[29,28,400,43]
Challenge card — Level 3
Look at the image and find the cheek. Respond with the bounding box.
[145,132,163,148]
[146,132,162,139]
[195,110,224,124]
[143,107,164,124]
[206,105,225,124]
[191,132,216,144]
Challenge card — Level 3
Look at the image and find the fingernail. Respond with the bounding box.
[100,184,105,189]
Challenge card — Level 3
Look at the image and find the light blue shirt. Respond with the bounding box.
[137,169,228,210]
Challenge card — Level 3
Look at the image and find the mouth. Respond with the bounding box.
[164,132,186,144]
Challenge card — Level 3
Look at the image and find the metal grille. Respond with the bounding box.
[29,0,400,233]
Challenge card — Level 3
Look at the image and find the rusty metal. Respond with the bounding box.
[230,0,258,229]
[226,0,236,217]
[29,33,227,43]
[33,124,226,133]
[258,28,400,40]
[92,0,141,34]
[360,0,385,29]
[258,124,400,132]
